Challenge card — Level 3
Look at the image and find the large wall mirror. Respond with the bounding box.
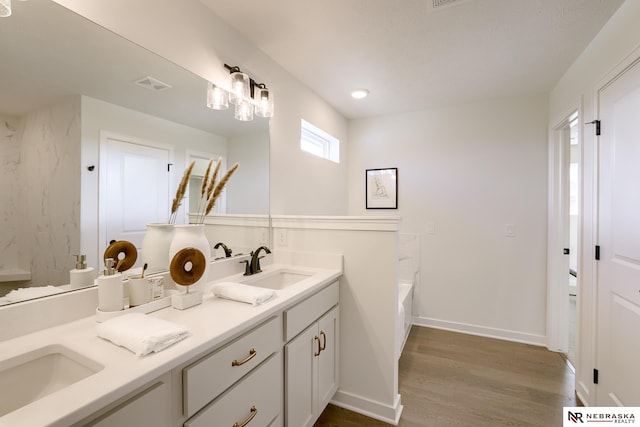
[0,0,270,305]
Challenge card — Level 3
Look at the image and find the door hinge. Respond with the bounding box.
[593,368,599,384]
[586,120,601,136]
[563,248,570,255]
[167,163,173,172]
[595,245,600,260]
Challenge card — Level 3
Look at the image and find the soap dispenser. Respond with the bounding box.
[70,254,95,289]
[97,258,123,312]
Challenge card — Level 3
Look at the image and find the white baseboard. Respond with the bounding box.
[331,390,403,425]
[413,316,546,347]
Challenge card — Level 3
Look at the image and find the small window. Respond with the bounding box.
[300,119,339,163]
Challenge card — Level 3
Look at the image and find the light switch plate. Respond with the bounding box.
[426,222,436,235]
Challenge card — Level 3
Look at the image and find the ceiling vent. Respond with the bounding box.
[134,76,172,92]
[429,0,470,11]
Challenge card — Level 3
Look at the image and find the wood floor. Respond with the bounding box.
[315,326,576,427]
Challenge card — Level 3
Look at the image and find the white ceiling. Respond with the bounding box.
[200,0,624,119]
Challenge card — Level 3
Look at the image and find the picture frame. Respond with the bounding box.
[366,168,398,209]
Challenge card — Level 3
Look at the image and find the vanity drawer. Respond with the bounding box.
[284,281,339,342]
[185,352,283,427]
[183,316,280,417]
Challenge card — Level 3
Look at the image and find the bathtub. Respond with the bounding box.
[396,279,414,358]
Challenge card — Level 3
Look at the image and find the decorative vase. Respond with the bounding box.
[169,224,211,292]
[141,223,175,274]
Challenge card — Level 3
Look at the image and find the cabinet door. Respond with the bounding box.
[83,374,172,427]
[317,306,339,412]
[285,324,318,427]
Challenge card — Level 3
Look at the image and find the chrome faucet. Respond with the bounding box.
[243,246,271,276]
[214,242,233,258]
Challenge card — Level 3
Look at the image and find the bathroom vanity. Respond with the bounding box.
[0,254,342,427]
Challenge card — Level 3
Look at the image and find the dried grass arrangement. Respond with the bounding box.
[169,158,239,224]
[169,161,195,224]
[194,158,239,224]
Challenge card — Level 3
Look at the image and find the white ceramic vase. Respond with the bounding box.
[141,223,175,274]
[169,224,211,292]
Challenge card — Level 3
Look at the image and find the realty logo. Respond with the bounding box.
[568,411,584,423]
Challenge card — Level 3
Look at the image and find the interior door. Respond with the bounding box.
[596,56,640,406]
[102,136,170,264]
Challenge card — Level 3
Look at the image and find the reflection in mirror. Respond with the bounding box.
[0,0,269,305]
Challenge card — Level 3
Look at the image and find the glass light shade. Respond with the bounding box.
[206,82,228,110]
[229,71,250,105]
[254,87,274,118]
[0,0,11,17]
[234,100,254,121]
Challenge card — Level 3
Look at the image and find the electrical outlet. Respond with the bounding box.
[278,229,288,247]
[505,223,516,237]
[259,229,268,245]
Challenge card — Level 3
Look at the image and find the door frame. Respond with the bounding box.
[98,131,174,263]
[547,101,583,355]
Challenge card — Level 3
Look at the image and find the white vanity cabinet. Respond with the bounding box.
[76,373,173,427]
[184,353,283,427]
[284,281,340,427]
[181,315,283,426]
[60,273,341,427]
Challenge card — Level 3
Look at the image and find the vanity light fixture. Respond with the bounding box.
[206,82,229,110]
[0,0,12,17]
[0,0,27,18]
[218,64,274,121]
[351,89,370,99]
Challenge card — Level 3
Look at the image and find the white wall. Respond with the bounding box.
[52,0,350,216]
[549,0,640,406]
[227,131,269,214]
[272,217,401,424]
[348,94,549,344]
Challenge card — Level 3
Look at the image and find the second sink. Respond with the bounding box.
[241,269,313,290]
[0,344,104,417]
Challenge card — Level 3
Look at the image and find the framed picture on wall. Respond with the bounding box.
[366,168,398,209]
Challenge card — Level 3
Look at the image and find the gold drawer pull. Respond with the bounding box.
[314,336,321,356]
[320,331,327,351]
[232,349,257,367]
[233,406,257,427]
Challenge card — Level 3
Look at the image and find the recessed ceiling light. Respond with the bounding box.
[351,89,369,99]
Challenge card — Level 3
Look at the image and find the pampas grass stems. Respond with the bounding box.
[203,162,239,219]
[169,161,195,224]
[196,159,213,218]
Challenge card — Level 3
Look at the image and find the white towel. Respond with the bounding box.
[211,282,276,306]
[96,313,191,356]
[4,285,64,303]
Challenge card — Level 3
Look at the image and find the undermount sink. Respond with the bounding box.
[242,269,314,290]
[0,344,104,417]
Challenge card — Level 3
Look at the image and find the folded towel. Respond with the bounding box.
[211,282,276,306]
[96,313,191,356]
[4,285,64,303]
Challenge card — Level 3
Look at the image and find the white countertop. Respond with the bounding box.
[0,262,342,427]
